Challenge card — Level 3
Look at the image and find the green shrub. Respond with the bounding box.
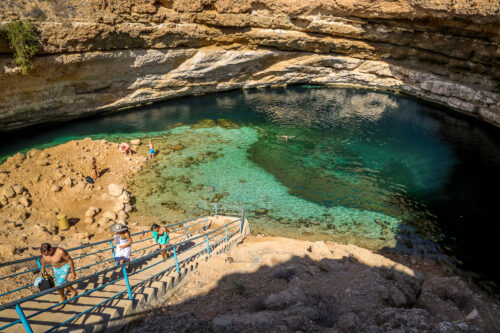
[4,19,38,75]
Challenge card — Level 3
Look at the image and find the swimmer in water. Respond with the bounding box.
[276,135,295,141]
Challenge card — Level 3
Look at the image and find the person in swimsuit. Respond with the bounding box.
[147,140,154,160]
[151,223,170,259]
[276,135,295,141]
[40,243,77,310]
[91,157,98,179]
[119,142,131,155]
[111,223,132,266]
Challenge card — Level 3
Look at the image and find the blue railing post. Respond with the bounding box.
[206,235,210,255]
[122,266,133,300]
[15,304,33,333]
[185,221,189,239]
[110,240,116,265]
[173,246,180,274]
[225,225,228,243]
[240,208,245,235]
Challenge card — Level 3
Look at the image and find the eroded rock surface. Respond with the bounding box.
[0,0,498,129]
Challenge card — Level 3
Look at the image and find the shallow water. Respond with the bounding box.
[1,86,500,293]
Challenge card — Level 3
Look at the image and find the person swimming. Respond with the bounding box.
[276,135,295,141]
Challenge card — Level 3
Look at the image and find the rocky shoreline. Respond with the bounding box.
[126,236,500,332]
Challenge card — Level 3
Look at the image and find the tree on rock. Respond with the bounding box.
[4,19,38,75]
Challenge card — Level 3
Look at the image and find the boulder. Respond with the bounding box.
[117,210,128,220]
[12,184,25,195]
[264,287,306,310]
[0,195,8,206]
[84,217,95,224]
[118,191,130,203]
[51,185,62,192]
[108,183,124,197]
[18,197,30,208]
[1,186,15,198]
[389,286,408,307]
[103,211,117,220]
[74,232,89,240]
[64,177,74,188]
[27,149,41,159]
[36,158,50,166]
[130,139,141,145]
[255,208,268,215]
[337,312,360,332]
[113,201,125,213]
[318,258,343,272]
[124,204,133,213]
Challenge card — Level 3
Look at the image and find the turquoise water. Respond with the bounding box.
[1,86,500,293]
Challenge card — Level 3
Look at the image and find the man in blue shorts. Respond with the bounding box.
[40,243,78,310]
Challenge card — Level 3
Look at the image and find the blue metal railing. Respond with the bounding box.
[0,211,246,332]
[0,215,212,298]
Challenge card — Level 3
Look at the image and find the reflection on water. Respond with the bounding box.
[1,86,500,294]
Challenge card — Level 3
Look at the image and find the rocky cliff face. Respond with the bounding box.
[0,0,498,130]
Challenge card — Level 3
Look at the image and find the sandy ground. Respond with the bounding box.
[0,138,152,303]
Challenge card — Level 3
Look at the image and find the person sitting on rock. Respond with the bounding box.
[111,223,132,269]
[151,223,170,260]
[40,243,78,310]
[119,142,131,155]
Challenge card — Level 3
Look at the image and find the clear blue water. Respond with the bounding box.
[1,86,500,294]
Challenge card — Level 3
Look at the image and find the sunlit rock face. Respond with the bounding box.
[0,0,498,130]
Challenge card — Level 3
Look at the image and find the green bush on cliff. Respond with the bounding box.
[4,19,38,75]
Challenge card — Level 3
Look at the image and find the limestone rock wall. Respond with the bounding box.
[0,0,498,130]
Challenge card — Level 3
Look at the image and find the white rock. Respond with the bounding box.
[12,185,24,195]
[113,201,125,213]
[1,186,15,198]
[108,183,124,197]
[118,191,130,203]
[103,211,117,220]
[85,209,97,217]
[19,197,30,208]
[117,210,128,220]
[84,217,94,224]
[124,203,133,213]
[64,177,74,188]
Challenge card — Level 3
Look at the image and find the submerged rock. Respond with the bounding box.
[255,208,268,215]
[191,119,216,129]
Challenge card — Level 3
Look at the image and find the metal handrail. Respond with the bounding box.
[0,218,243,332]
[0,213,244,312]
[0,215,207,298]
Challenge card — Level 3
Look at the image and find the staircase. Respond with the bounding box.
[0,215,250,333]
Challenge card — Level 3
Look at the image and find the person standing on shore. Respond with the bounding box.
[151,223,170,259]
[40,243,78,310]
[147,140,155,160]
[91,157,98,180]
